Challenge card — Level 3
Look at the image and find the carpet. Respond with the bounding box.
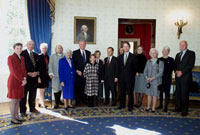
[0,107,200,135]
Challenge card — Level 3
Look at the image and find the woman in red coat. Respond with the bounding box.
[7,43,27,124]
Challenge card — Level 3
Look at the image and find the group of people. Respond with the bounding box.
[7,39,195,124]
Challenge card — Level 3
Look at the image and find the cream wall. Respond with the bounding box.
[52,0,200,64]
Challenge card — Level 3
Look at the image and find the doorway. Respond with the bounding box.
[118,19,156,58]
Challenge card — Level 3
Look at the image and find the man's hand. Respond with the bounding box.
[114,78,118,83]
[176,70,183,77]
[76,70,82,76]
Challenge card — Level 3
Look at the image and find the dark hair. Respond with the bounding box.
[136,46,144,55]
[107,47,114,51]
[123,42,130,47]
[90,54,96,58]
[94,50,101,55]
[13,43,23,49]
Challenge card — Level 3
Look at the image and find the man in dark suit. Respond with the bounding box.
[174,40,195,116]
[94,50,104,105]
[20,40,39,116]
[104,47,118,106]
[72,39,91,106]
[118,42,138,111]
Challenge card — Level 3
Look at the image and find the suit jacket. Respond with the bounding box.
[21,49,39,86]
[144,59,164,85]
[97,59,104,82]
[72,49,91,74]
[104,56,118,82]
[175,49,195,80]
[118,52,138,86]
[7,53,27,99]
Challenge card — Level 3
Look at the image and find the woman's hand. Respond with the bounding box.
[61,82,64,86]
[38,77,41,83]
[22,79,27,86]
[136,72,139,77]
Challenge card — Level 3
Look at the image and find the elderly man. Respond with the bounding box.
[48,45,64,109]
[174,40,196,116]
[20,40,39,116]
[77,25,92,42]
[72,40,91,106]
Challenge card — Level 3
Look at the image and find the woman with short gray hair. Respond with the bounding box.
[156,46,175,112]
[144,48,164,112]
[48,45,64,109]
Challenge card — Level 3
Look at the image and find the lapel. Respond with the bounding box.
[13,53,21,67]
[180,50,189,63]
[64,57,72,69]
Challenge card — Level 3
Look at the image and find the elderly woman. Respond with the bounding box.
[37,43,50,108]
[134,46,147,108]
[157,46,174,112]
[7,43,27,124]
[48,45,64,109]
[144,48,164,112]
[59,49,76,110]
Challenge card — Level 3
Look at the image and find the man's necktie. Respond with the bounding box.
[179,51,183,62]
[124,54,128,65]
[30,51,36,67]
[107,57,110,66]
[82,51,86,63]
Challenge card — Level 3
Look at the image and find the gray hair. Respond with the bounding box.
[65,49,72,56]
[40,43,48,50]
[81,25,88,31]
[149,48,159,56]
[55,45,63,53]
[162,46,170,53]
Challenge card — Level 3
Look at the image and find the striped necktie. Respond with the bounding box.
[30,51,36,67]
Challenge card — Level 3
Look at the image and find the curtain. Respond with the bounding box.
[27,0,52,55]
[27,0,52,100]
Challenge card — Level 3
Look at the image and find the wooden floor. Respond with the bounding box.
[1,96,199,115]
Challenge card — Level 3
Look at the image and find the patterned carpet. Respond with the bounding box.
[0,107,200,135]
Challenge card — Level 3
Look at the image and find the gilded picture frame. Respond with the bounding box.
[74,16,96,44]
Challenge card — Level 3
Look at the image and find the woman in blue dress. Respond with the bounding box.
[59,49,76,110]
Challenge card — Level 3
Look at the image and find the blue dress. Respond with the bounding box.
[59,57,76,99]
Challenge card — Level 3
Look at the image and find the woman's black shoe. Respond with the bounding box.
[11,120,22,124]
[64,107,68,111]
[145,108,151,112]
[16,118,26,122]
[151,110,156,113]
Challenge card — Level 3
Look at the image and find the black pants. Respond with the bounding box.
[119,80,134,109]
[175,76,191,113]
[20,85,37,113]
[74,77,87,105]
[97,83,103,103]
[159,83,171,108]
[104,80,116,104]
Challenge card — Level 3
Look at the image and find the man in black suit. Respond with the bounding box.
[94,50,104,105]
[174,40,195,116]
[72,40,91,106]
[118,42,138,111]
[104,47,118,106]
[20,40,39,116]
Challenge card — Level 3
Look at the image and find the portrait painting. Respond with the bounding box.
[74,16,96,44]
